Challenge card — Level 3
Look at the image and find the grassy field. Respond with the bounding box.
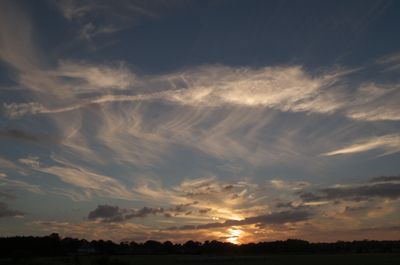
[2,254,400,265]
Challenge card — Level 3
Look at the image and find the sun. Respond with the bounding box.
[226,227,242,244]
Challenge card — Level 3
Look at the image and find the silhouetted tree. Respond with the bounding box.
[0,234,399,257]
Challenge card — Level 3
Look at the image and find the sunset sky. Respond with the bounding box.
[1,0,400,244]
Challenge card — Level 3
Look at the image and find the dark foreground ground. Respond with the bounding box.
[1,254,400,265]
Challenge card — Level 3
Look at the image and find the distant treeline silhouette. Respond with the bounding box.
[0,234,399,257]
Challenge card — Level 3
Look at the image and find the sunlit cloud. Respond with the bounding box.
[322,134,400,156]
[5,172,399,242]
[4,64,400,124]
[226,227,243,244]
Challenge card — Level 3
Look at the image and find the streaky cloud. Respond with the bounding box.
[299,177,400,202]
[4,65,400,124]
[22,155,135,200]
[169,210,313,230]
[322,134,400,156]
[88,204,164,222]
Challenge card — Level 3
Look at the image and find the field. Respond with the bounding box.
[2,254,400,265]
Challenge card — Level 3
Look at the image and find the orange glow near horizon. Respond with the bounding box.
[226,227,242,244]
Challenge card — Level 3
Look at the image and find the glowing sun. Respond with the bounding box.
[226,227,242,244]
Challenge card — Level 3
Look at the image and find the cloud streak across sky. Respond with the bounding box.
[3,65,400,123]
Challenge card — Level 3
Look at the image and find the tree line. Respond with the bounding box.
[0,234,399,257]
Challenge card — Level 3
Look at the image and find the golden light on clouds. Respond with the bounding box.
[226,227,242,244]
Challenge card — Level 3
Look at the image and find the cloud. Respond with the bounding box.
[376,51,400,72]
[0,0,40,73]
[13,60,138,99]
[88,202,207,223]
[5,64,400,124]
[23,155,135,200]
[79,23,120,40]
[55,0,93,20]
[345,83,400,121]
[88,205,125,221]
[0,129,40,142]
[3,103,47,119]
[269,179,310,191]
[170,210,313,230]
[30,174,400,242]
[55,0,158,20]
[0,158,43,194]
[369,175,400,183]
[0,157,19,170]
[0,178,42,195]
[299,178,400,202]
[322,134,400,156]
[88,204,164,222]
[53,0,164,43]
[55,61,137,91]
[0,128,58,144]
[0,202,24,218]
[81,66,340,112]
[85,176,270,225]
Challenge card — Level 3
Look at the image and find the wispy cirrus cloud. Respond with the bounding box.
[322,134,400,156]
[376,51,400,72]
[4,60,399,168]
[53,0,177,42]
[4,65,400,123]
[54,61,137,91]
[1,2,399,169]
[0,157,43,194]
[19,155,135,200]
[0,0,39,73]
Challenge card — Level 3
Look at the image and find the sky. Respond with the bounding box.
[0,0,400,244]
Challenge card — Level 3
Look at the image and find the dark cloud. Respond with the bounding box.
[88,204,164,222]
[170,210,313,230]
[0,129,38,141]
[88,202,204,222]
[0,202,24,218]
[369,175,400,183]
[198,208,211,214]
[125,206,164,219]
[164,213,172,218]
[0,128,57,144]
[167,202,198,216]
[222,184,234,191]
[169,204,189,214]
[299,182,400,202]
[88,205,125,221]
